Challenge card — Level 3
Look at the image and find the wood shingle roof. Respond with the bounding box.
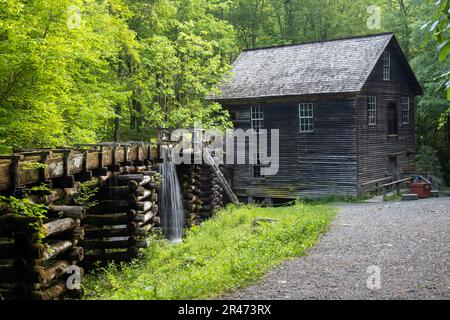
[212,33,420,100]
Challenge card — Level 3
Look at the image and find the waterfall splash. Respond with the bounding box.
[159,145,185,243]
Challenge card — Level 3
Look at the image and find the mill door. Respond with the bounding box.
[388,156,399,180]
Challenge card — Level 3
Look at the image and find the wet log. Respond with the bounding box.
[0,283,30,300]
[60,246,84,262]
[83,247,139,262]
[29,281,67,300]
[0,288,16,300]
[96,185,145,200]
[0,264,18,283]
[42,189,66,204]
[84,214,130,226]
[135,190,152,202]
[84,227,131,239]
[46,206,86,220]
[43,218,77,237]
[40,241,73,262]
[138,212,155,226]
[152,216,161,227]
[49,226,84,242]
[82,239,148,250]
[32,260,70,286]
[0,241,15,259]
[0,215,41,232]
[81,239,132,250]
[117,174,145,183]
[90,200,130,214]
[138,223,153,236]
[117,175,151,187]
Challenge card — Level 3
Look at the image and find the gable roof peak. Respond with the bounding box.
[243,32,394,53]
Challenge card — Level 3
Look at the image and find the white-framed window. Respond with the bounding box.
[383,51,391,81]
[368,96,377,126]
[299,103,314,133]
[401,97,410,124]
[251,106,264,131]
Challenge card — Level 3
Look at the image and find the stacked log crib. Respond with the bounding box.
[0,205,85,300]
[179,165,225,225]
[82,171,160,269]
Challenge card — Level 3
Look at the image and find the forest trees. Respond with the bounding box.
[0,0,448,182]
[0,0,139,151]
[0,0,236,151]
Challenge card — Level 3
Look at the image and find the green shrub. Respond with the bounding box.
[415,146,444,181]
[84,202,335,300]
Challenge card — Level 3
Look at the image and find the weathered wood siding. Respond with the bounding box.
[356,43,417,190]
[224,96,358,199]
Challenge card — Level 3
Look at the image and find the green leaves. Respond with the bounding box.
[0,0,139,150]
[0,195,48,241]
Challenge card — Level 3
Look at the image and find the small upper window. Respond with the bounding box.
[368,96,377,126]
[251,106,264,131]
[401,97,410,124]
[383,52,391,81]
[299,103,314,133]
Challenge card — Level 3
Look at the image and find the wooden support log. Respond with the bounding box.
[0,288,16,300]
[138,212,155,226]
[96,185,145,200]
[43,218,77,237]
[84,224,151,239]
[0,283,30,300]
[135,190,152,202]
[48,226,84,243]
[46,206,86,220]
[81,240,132,250]
[28,281,67,300]
[0,241,16,259]
[40,241,73,262]
[32,266,85,292]
[32,260,71,286]
[116,174,144,183]
[83,213,131,226]
[0,214,41,233]
[152,216,161,227]
[83,247,140,262]
[84,227,130,239]
[92,167,108,177]
[0,264,18,283]
[74,171,93,183]
[138,223,153,236]
[52,175,75,189]
[81,239,148,250]
[60,246,84,262]
[1,240,47,259]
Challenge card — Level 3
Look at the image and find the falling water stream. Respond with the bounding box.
[159,145,185,243]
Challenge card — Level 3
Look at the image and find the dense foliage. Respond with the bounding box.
[0,0,448,181]
[84,202,335,299]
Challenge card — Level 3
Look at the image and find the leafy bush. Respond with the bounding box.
[415,146,444,181]
[84,202,335,300]
[74,181,99,210]
[0,196,48,241]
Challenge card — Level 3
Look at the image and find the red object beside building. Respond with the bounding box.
[409,183,432,198]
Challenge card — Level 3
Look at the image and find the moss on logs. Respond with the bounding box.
[43,218,78,237]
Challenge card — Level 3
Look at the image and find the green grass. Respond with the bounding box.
[301,194,371,204]
[83,202,335,300]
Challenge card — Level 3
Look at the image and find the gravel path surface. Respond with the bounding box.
[223,198,450,300]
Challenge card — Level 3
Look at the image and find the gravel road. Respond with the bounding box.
[223,198,450,300]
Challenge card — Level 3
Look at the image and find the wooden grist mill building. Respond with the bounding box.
[210,33,423,200]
